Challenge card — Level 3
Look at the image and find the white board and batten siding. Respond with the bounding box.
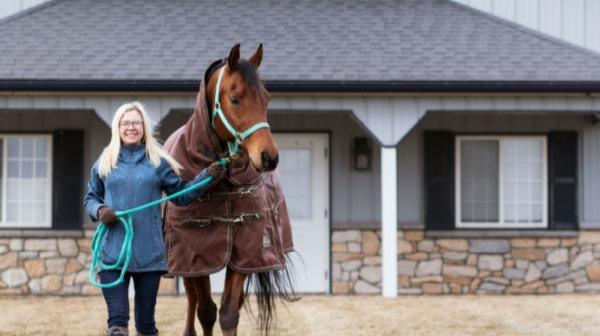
[0,0,49,20]
[452,0,600,53]
[4,93,600,230]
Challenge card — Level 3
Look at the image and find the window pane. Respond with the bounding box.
[35,139,47,159]
[279,148,312,220]
[6,179,19,202]
[35,203,46,223]
[518,204,530,222]
[21,139,33,158]
[35,182,46,202]
[7,202,18,222]
[532,204,543,223]
[460,140,499,222]
[35,161,47,178]
[7,161,19,178]
[504,182,516,202]
[7,139,19,158]
[21,160,33,178]
[502,138,545,223]
[504,202,513,223]
[21,203,34,222]
[20,180,34,202]
[517,161,529,180]
[530,140,542,155]
[517,184,529,203]
[531,162,543,182]
[531,182,543,202]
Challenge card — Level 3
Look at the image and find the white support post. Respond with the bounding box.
[381,146,397,297]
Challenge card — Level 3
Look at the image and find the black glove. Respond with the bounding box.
[98,206,119,227]
[227,150,251,177]
[202,160,226,192]
[207,160,226,181]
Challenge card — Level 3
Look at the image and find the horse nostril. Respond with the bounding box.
[261,151,278,170]
[261,151,270,169]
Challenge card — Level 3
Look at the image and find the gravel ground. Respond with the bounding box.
[1,294,600,335]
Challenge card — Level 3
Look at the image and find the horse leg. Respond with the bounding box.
[182,277,198,336]
[219,268,247,336]
[194,275,217,336]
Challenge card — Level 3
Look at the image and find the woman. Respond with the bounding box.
[84,101,225,336]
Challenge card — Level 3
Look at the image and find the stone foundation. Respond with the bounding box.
[0,231,177,295]
[5,229,600,295]
[333,230,600,295]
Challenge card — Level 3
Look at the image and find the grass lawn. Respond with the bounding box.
[0,294,599,335]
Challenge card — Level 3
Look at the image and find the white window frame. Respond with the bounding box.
[455,135,548,229]
[0,134,53,228]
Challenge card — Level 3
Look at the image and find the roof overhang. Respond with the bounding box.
[1,79,600,93]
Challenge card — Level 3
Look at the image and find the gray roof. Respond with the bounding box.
[1,0,600,90]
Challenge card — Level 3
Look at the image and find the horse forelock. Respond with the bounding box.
[205,58,262,91]
[237,59,262,90]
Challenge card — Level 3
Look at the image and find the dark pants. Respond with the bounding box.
[100,270,162,335]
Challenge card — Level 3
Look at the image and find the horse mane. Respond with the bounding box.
[204,58,225,85]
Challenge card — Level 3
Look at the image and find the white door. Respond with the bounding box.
[275,133,330,293]
[182,133,330,294]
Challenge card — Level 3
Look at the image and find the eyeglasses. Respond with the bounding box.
[119,120,143,129]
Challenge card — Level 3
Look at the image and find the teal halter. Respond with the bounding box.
[211,66,270,154]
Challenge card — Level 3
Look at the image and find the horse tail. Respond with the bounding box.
[245,253,301,335]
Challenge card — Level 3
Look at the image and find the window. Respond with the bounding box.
[279,148,312,220]
[456,136,547,228]
[0,135,52,228]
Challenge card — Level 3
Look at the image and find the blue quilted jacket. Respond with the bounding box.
[83,144,211,272]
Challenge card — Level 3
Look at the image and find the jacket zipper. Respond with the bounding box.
[127,156,137,270]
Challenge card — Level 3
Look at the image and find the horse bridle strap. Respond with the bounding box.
[212,66,270,154]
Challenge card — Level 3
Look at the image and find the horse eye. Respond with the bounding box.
[229,97,240,105]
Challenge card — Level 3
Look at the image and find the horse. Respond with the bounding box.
[163,44,297,336]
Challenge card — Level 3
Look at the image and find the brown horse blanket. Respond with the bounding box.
[163,80,293,276]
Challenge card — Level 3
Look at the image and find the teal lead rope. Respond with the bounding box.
[89,158,228,288]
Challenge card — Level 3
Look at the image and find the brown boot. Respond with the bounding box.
[105,326,129,336]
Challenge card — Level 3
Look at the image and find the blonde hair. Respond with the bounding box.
[97,101,183,178]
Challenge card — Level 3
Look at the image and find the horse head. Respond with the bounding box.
[206,44,278,172]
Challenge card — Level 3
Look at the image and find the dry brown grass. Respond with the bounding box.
[0,294,600,335]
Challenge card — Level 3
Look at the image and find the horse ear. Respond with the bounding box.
[228,44,241,70]
[249,43,263,68]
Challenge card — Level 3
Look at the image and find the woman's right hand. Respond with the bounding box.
[98,206,120,227]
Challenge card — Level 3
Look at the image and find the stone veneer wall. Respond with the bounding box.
[5,229,600,295]
[333,230,600,295]
[0,231,176,295]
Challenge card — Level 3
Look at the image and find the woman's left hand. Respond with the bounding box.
[207,161,226,181]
